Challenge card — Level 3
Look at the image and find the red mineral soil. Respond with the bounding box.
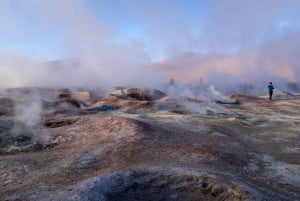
[0,87,299,201]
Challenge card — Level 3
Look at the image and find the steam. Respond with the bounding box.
[11,95,51,145]
[0,0,300,93]
[0,0,166,89]
[15,101,42,127]
[162,82,236,117]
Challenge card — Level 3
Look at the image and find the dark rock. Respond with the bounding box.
[14,135,32,146]
[33,143,44,151]
[33,143,58,151]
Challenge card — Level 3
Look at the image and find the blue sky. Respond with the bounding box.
[0,0,299,61]
[0,0,64,60]
[0,0,210,61]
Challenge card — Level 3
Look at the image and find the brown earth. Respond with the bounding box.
[0,88,299,201]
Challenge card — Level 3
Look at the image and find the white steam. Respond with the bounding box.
[0,0,300,93]
[12,97,52,144]
[15,101,42,127]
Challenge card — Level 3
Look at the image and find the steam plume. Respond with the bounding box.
[0,0,299,93]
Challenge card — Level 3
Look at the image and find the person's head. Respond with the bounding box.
[269,82,272,85]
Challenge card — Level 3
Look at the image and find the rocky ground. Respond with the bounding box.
[0,87,299,201]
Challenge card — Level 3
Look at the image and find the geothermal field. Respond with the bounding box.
[0,86,299,201]
[2,0,300,200]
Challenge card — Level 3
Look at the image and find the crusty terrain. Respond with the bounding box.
[0,88,299,201]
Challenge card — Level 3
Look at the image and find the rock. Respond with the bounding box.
[14,135,32,146]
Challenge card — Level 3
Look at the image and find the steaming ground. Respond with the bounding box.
[0,87,299,201]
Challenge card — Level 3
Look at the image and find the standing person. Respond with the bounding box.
[268,82,274,100]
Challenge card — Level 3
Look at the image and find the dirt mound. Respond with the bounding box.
[95,88,167,113]
[110,88,166,101]
[84,116,153,141]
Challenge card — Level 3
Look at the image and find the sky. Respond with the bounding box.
[0,0,208,60]
[0,0,300,90]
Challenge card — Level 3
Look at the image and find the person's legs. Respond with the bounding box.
[269,91,273,100]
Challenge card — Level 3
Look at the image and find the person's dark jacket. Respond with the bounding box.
[268,84,274,92]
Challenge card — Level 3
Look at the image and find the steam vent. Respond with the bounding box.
[1,87,300,201]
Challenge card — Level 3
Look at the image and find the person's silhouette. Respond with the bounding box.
[268,82,274,100]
